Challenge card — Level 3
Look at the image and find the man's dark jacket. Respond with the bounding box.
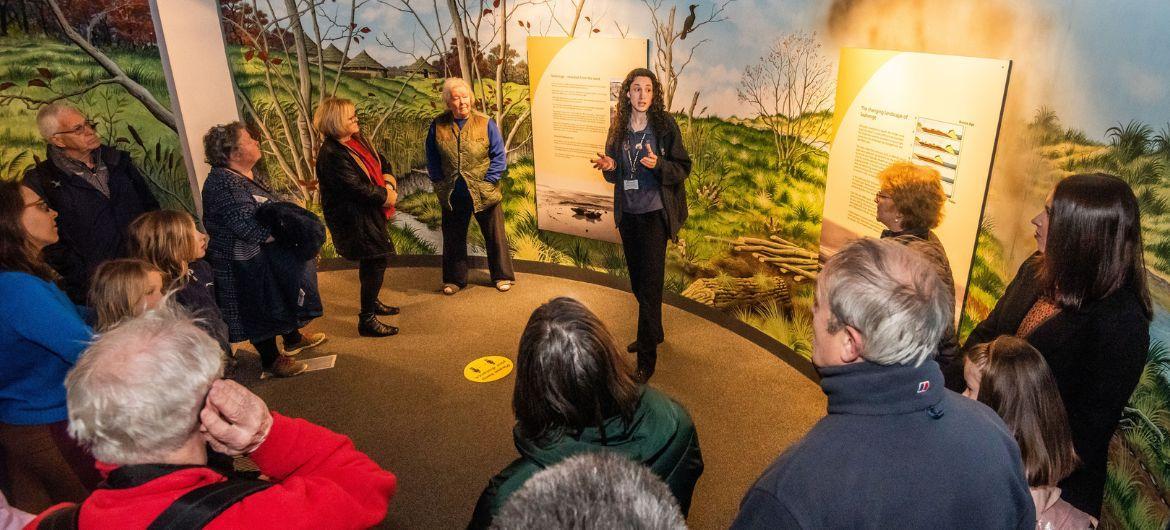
[730,360,1035,529]
[23,146,159,302]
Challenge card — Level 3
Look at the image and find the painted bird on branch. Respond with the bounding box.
[679,4,698,40]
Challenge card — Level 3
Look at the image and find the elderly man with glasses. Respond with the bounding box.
[23,102,159,302]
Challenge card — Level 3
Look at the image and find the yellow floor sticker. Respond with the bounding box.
[464,356,514,383]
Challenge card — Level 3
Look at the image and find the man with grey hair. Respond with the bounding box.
[492,452,685,530]
[425,77,515,295]
[730,238,1034,529]
[26,304,397,529]
[24,102,159,302]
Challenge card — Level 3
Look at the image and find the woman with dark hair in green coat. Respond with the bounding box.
[467,297,704,529]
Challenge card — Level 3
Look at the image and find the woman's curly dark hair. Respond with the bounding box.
[605,68,674,153]
[203,122,247,168]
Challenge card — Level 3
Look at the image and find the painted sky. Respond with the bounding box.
[289,0,1169,140]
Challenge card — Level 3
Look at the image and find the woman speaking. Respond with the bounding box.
[591,68,691,382]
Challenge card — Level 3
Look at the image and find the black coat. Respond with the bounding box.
[602,116,691,242]
[963,254,1150,517]
[255,201,327,262]
[23,146,160,302]
[314,137,394,260]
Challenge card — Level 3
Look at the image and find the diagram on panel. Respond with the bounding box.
[912,117,964,197]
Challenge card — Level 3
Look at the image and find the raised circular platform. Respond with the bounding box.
[238,262,825,528]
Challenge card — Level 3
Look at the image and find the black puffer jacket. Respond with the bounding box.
[255,201,326,262]
[314,137,395,260]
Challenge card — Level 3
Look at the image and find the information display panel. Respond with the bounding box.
[528,37,649,243]
[820,48,1011,316]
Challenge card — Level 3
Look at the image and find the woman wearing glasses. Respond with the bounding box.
[873,162,958,378]
[22,102,159,303]
[201,122,326,378]
[0,181,100,513]
[313,97,400,338]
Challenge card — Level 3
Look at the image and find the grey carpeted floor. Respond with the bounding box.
[231,266,826,529]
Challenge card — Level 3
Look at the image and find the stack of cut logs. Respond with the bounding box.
[680,275,791,310]
[730,236,821,282]
[680,236,821,310]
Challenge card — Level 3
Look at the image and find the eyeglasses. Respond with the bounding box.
[53,120,97,137]
[24,199,52,213]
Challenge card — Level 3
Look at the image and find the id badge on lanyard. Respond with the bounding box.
[624,130,649,192]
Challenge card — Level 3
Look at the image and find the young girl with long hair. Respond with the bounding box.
[128,210,231,354]
[965,335,1096,529]
[88,258,164,332]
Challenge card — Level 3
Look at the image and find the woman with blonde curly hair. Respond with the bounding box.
[874,161,957,375]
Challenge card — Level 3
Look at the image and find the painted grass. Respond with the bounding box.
[0,37,192,213]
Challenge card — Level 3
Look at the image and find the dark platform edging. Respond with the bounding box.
[319,255,819,381]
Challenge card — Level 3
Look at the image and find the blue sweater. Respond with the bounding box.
[0,271,93,425]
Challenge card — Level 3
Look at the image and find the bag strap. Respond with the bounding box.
[146,478,274,530]
[38,504,81,530]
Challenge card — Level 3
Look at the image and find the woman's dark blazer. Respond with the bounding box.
[963,253,1150,517]
[600,116,691,242]
[314,137,394,261]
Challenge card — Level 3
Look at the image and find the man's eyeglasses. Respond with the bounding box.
[53,120,97,137]
[24,199,52,213]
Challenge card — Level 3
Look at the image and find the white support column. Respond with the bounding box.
[150,0,240,216]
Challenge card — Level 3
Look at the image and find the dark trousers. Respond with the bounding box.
[441,179,515,287]
[0,420,99,513]
[358,256,389,315]
[618,210,668,353]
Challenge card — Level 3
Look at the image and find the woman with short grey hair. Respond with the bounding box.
[201,122,325,377]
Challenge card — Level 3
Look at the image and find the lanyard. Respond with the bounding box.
[624,129,650,181]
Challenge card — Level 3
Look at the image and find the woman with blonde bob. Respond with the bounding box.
[128,210,231,354]
[313,97,400,338]
[963,335,1095,529]
[873,161,958,378]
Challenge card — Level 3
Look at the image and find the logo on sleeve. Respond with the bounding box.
[916,381,931,394]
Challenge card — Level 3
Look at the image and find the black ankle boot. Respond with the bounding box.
[634,350,657,383]
[374,300,400,316]
[358,313,398,337]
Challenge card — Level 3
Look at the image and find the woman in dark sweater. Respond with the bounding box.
[201,123,326,378]
[590,68,691,382]
[873,162,958,380]
[963,173,1151,517]
[313,97,399,337]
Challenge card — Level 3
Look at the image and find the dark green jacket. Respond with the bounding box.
[468,386,704,528]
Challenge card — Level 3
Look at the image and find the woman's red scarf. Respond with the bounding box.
[343,138,394,218]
